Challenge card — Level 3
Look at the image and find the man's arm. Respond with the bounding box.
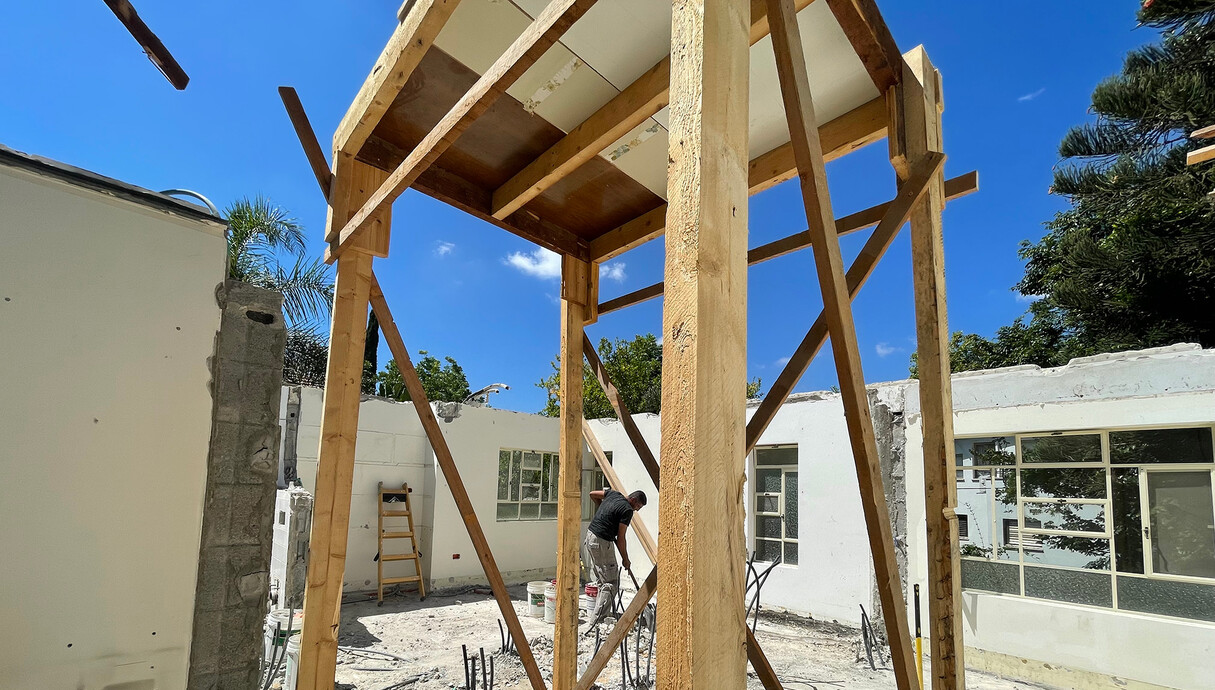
[589,490,606,507]
[616,522,630,570]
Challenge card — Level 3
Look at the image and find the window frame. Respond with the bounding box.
[751,445,799,567]
[495,447,560,522]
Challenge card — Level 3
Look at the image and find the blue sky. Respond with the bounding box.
[0,2,1153,413]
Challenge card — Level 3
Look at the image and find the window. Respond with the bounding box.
[956,426,1215,623]
[581,456,609,521]
[754,446,798,566]
[496,449,559,521]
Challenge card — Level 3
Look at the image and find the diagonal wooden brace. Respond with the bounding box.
[582,334,660,487]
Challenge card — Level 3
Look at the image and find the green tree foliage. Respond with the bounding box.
[538,333,764,418]
[377,351,472,403]
[914,1,1215,376]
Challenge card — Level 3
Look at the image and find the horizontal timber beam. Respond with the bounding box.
[824,0,902,91]
[597,169,975,315]
[328,0,599,260]
[491,0,817,220]
[589,96,889,262]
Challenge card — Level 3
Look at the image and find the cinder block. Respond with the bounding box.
[201,486,233,548]
[229,485,272,545]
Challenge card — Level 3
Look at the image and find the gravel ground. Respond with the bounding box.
[270,584,1050,690]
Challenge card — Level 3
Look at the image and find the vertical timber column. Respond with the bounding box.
[659,1,750,688]
[297,155,391,690]
[553,255,590,690]
[897,46,964,690]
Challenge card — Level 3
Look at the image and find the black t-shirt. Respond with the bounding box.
[589,489,634,541]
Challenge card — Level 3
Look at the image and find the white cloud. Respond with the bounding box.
[599,262,627,282]
[875,342,901,358]
[1017,88,1045,103]
[1015,292,1044,303]
[434,241,455,257]
[775,356,792,367]
[504,247,561,279]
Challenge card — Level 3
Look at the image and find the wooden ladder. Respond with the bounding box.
[377,481,425,605]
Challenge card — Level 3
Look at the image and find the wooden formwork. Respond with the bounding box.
[280,1,972,688]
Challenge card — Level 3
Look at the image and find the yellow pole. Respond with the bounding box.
[914,583,924,688]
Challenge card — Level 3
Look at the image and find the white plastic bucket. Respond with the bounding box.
[579,594,593,613]
[543,583,557,623]
[527,581,548,618]
[264,609,303,666]
[284,636,301,690]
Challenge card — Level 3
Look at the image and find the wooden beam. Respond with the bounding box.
[575,566,659,690]
[589,96,889,262]
[823,0,902,91]
[1190,124,1215,140]
[745,152,945,452]
[1187,143,1215,166]
[491,0,816,221]
[279,86,333,200]
[102,0,189,90]
[596,168,974,315]
[766,2,916,688]
[369,276,548,690]
[328,0,599,258]
[582,334,660,487]
[554,257,590,690]
[658,0,751,687]
[333,0,462,158]
[901,46,964,690]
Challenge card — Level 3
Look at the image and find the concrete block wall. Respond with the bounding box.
[187,281,286,690]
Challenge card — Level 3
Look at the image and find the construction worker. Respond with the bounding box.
[583,488,647,628]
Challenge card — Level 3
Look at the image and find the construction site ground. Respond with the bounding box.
[309,584,1047,690]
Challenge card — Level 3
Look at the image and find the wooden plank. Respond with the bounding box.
[329,0,600,257]
[491,0,816,221]
[296,250,375,690]
[658,0,751,687]
[596,168,973,315]
[554,256,590,690]
[1190,124,1215,140]
[278,86,333,200]
[823,0,902,91]
[1187,142,1215,166]
[901,46,964,690]
[765,2,916,688]
[582,334,660,487]
[589,97,889,262]
[369,276,547,690]
[333,0,462,158]
[745,152,944,452]
[102,0,189,89]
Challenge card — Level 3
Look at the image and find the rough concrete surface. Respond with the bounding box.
[284,585,1047,690]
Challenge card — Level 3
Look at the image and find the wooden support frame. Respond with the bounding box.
[279,86,333,199]
[103,0,189,90]
[370,275,549,690]
[766,1,916,688]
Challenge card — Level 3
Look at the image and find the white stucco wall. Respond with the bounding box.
[0,162,227,689]
[903,346,1215,690]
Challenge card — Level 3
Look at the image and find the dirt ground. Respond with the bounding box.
[281,584,1050,690]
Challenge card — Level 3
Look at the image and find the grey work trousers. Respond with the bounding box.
[583,530,619,625]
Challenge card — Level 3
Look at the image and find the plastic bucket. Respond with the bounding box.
[264,609,303,666]
[584,583,599,599]
[544,583,557,623]
[283,636,302,690]
[579,594,593,613]
[527,581,548,618]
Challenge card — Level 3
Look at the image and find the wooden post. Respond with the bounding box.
[554,256,590,690]
[898,46,964,690]
[765,1,917,688]
[296,157,386,690]
[659,0,750,687]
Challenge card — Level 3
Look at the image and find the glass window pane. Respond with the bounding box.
[1112,468,1145,574]
[1021,434,1101,464]
[510,456,521,501]
[521,484,540,502]
[540,503,558,519]
[756,446,797,466]
[755,539,781,563]
[521,469,541,486]
[756,496,779,513]
[1019,468,1107,499]
[1116,575,1215,622]
[757,468,782,493]
[1022,535,1110,570]
[497,503,519,521]
[519,503,540,519]
[960,559,1019,594]
[784,541,798,566]
[1147,471,1215,578]
[784,472,798,540]
[1024,502,1106,534]
[1111,428,1214,465]
[757,515,782,539]
[523,451,541,469]
[1023,565,1112,607]
[541,456,552,501]
[498,450,511,500]
[955,437,1015,466]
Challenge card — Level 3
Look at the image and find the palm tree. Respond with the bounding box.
[224,196,333,329]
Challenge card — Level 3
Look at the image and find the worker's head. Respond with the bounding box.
[627,490,647,511]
